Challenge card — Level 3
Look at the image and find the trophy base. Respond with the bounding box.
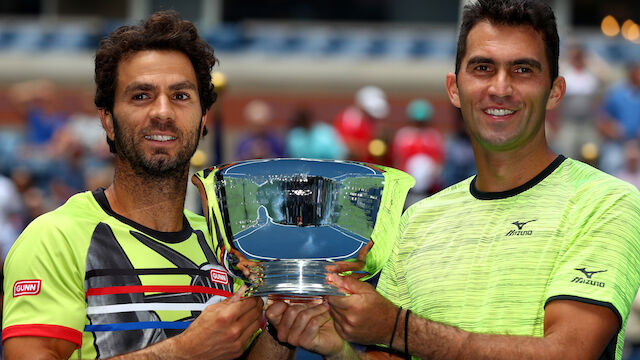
[245,259,344,298]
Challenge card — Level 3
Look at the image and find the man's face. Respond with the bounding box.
[446,22,565,153]
[105,50,204,176]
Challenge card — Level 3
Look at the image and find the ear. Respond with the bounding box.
[99,108,115,142]
[446,73,461,108]
[199,113,207,137]
[546,76,566,110]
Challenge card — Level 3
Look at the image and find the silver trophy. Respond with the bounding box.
[192,158,414,299]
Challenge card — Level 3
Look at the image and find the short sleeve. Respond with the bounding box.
[545,185,640,324]
[2,213,88,347]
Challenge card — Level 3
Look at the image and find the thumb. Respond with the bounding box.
[327,273,371,295]
[228,285,248,303]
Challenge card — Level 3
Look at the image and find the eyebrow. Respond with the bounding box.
[169,81,197,92]
[123,82,156,94]
[466,56,542,70]
[123,81,197,94]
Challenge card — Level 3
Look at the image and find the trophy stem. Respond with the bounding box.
[245,259,344,299]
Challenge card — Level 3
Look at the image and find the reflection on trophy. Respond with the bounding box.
[192,158,414,299]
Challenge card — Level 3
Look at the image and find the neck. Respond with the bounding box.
[472,138,557,193]
[105,158,189,232]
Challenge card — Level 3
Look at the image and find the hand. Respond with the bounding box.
[326,273,397,346]
[326,240,373,279]
[172,286,264,360]
[231,249,259,278]
[265,300,347,357]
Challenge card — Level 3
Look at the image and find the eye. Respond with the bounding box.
[132,93,149,101]
[514,66,533,74]
[174,92,191,101]
[474,64,490,72]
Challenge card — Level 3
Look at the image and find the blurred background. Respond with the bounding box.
[1,0,640,358]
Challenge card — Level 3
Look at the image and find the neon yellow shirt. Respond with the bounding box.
[3,189,238,359]
[378,156,640,360]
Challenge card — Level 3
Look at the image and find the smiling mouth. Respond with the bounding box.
[484,108,515,116]
[145,135,177,142]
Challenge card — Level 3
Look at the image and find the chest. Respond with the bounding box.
[400,196,571,332]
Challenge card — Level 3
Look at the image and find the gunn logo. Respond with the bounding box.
[210,269,229,285]
[13,280,41,297]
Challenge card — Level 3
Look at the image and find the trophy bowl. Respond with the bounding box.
[192,158,414,299]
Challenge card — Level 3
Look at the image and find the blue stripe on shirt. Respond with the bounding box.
[85,321,192,331]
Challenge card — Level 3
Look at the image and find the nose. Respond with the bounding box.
[149,94,175,121]
[488,70,513,98]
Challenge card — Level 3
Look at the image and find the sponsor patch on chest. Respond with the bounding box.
[209,268,229,285]
[13,279,41,297]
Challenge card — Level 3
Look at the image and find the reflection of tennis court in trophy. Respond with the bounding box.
[233,206,368,260]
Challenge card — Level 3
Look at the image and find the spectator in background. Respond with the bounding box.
[286,107,346,160]
[8,167,48,223]
[235,99,286,160]
[334,85,389,163]
[614,140,640,189]
[392,98,445,206]
[598,63,640,174]
[8,80,69,191]
[10,79,67,147]
[551,44,603,159]
[0,174,24,262]
[48,90,114,204]
[441,109,476,186]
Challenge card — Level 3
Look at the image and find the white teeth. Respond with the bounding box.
[485,108,515,116]
[145,135,176,141]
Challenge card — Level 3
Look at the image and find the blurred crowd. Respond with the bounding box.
[1,42,640,357]
[3,46,640,257]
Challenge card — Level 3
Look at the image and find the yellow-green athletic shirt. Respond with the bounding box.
[377,156,640,360]
[3,189,239,359]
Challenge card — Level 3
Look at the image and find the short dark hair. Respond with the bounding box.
[455,0,559,84]
[94,10,217,152]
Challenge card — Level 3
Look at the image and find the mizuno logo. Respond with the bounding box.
[512,220,536,230]
[505,219,536,236]
[571,268,607,288]
[13,280,41,297]
[575,268,607,279]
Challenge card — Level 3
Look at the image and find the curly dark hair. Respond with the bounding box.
[94,10,217,152]
[455,0,559,85]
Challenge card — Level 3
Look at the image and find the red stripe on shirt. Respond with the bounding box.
[86,285,232,298]
[2,324,82,348]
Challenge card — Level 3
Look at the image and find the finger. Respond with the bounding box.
[276,303,312,343]
[298,309,333,348]
[265,301,288,326]
[331,312,349,340]
[326,260,365,274]
[327,274,372,297]
[228,285,248,302]
[328,303,348,326]
[234,300,264,329]
[287,304,331,346]
[356,240,374,262]
[238,317,263,350]
[222,296,263,324]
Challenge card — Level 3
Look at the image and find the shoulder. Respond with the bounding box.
[401,176,475,227]
[8,191,104,256]
[25,191,104,233]
[558,158,640,203]
[406,177,474,213]
[183,209,208,232]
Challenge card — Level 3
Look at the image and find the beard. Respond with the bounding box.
[112,115,201,178]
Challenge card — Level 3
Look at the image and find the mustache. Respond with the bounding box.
[141,122,182,136]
